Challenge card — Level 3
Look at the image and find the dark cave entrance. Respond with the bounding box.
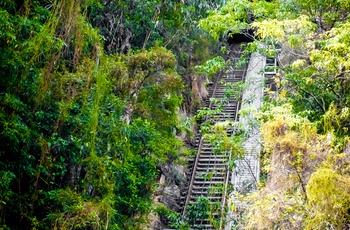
[226,29,255,45]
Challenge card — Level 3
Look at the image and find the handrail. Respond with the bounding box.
[182,136,204,216]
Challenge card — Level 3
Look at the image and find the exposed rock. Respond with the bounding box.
[192,75,209,103]
[148,200,168,230]
[172,165,186,186]
[159,174,166,186]
[148,162,190,229]
[160,184,181,212]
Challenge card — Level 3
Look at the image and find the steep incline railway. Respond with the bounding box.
[181,47,249,230]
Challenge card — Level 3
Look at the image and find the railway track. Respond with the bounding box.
[181,47,249,229]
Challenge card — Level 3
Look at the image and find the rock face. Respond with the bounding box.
[160,184,181,211]
[158,163,186,212]
[148,72,211,230]
[148,162,188,229]
[192,75,209,104]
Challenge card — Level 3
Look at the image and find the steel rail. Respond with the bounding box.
[182,70,223,217]
[182,45,248,229]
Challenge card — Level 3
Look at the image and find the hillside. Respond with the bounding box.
[1,0,350,229]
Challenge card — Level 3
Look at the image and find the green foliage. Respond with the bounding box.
[45,188,114,230]
[195,56,227,77]
[88,0,224,117]
[199,0,251,40]
[322,103,350,136]
[238,102,350,229]
[185,196,210,228]
[0,171,15,207]
[201,0,350,229]
[204,122,244,158]
[0,1,188,229]
[306,167,350,230]
[223,81,247,101]
[199,0,278,40]
[155,204,190,230]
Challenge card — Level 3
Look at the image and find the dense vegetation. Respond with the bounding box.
[200,0,350,229]
[3,0,350,229]
[0,0,225,229]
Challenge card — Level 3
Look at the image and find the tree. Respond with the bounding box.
[0,1,188,229]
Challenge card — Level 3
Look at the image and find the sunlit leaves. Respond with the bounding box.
[291,59,306,69]
[252,15,316,44]
[251,1,277,20]
[195,56,226,77]
[201,0,350,228]
[306,168,350,229]
[310,22,350,73]
[199,0,280,41]
[258,103,316,154]
[286,0,350,28]
[199,0,251,40]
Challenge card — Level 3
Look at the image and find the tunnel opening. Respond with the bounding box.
[226,29,255,45]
